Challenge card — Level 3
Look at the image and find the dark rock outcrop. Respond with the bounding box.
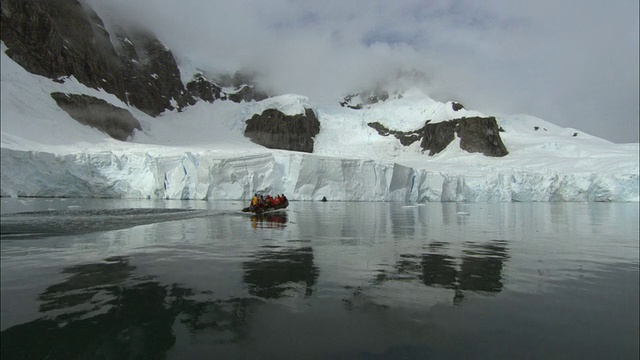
[119,33,195,115]
[185,73,269,104]
[422,121,458,155]
[185,73,224,103]
[451,102,464,111]
[3,0,509,158]
[245,109,320,153]
[1,0,118,90]
[369,116,508,157]
[51,92,141,141]
[454,117,508,157]
[226,85,269,103]
[340,89,390,109]
[1,0,194,117]
[368,122,423,146]
[212,71,269,103]
[423,117,508,156]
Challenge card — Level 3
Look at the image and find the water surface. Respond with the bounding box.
[1,199,638,359]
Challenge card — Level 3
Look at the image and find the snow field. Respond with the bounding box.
[1,42,638,202]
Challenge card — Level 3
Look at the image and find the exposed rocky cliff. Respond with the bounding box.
[368,122,423,146]
[185,72,269,104]
[340,89,391,109]
[50,92,141,141]
[1,0,269,143]
[245,109,320,153]
[185,73,224,103]
[452,117,508,157]
[0,0,194,117]
[2,0,507,157]
[369,116,508,157]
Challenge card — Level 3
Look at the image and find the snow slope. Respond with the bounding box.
[1,43,638,202]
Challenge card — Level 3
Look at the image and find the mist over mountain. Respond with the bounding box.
[3,0,638,142]
[1,0,637,202]
[0,0,501,153]
[83,0,639,144]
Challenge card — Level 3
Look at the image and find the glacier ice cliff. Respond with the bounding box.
[2,148,637,202]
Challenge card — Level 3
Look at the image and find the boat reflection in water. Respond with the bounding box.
[249,211,288,229]
[2,201,637,359]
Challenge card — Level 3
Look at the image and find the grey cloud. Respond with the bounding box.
[86,0,639,143]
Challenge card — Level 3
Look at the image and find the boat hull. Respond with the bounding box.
[242,199,289,214]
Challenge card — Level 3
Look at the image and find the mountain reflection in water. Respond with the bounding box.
[243,246,319,298]
[1,242,506,358]
[369,240,508,305]
[1,201,637,359]
[0,256,261,359]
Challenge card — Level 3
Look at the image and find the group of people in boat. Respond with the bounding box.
[249,193,287,212]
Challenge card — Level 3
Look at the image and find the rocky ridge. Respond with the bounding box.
[1,0,507,157]
[245,108,320,153]
[0,0,267,115]
[50,92,142,141]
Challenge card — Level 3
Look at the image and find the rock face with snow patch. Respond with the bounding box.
[245,109,320,153]
[50,92,141,141]
[185,74,224,103]
[120,33,196,115]
[423,117,508,156]
[454,117,508,157]
[0,0,194,116]
[369,116,508,157]
[340,90,391,109]
[451,102,464,111]
[185,72,269,104]
[0,0,116,89]
[226,85,269,103]
[367,122,423,146]
[421,121,458,155]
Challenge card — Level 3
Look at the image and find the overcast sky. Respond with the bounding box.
[87,0,639,143]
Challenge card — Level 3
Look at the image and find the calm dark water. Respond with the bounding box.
[1,199,638,359]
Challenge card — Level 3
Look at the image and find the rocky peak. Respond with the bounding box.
[186,73,224,103]
[185,71,269,104]
[340,89,394,109]
[121,32,196,114]
[451,102,464,111]
[368,117,508,157]
[0,0,193,117]
[244,108,320,153]
[1,0,120,89]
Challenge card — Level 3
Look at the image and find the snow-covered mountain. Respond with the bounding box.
[1,39,638,202]
[0,0,637,202]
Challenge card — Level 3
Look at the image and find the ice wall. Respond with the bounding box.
[1,148,638,202]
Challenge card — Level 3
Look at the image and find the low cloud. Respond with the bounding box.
[87,0,639,143]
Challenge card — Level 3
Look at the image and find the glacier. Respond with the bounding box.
[2,148,637,202]
[1,42,638,202]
